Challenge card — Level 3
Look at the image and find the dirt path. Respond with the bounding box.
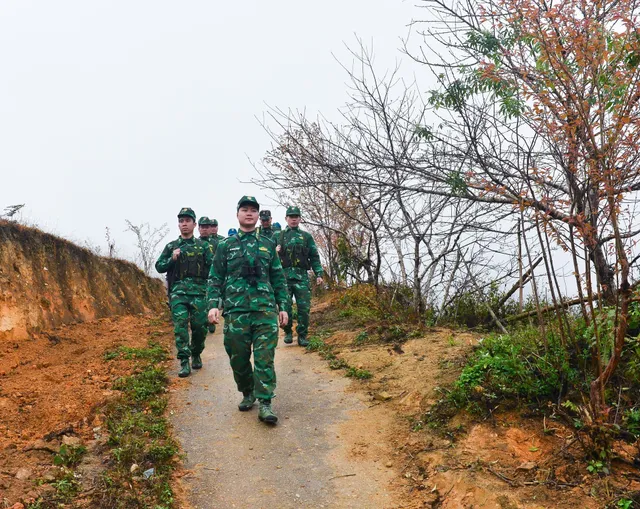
[171,327,398,509]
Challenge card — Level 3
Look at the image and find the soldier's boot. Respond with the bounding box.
[238,391,256,411]
[192,354,203,370]
[178,359,191,378]
[283,332,293,344]
[258,399,278,424]
[297,335,309,347]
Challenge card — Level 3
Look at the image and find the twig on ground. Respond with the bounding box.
[329,473,357,480]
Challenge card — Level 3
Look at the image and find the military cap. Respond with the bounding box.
[273,222,282,230]
[212,218,219,226]
[237,195,260,211]
[178,207,196,220]
[198,216,215,225]
[286,206,301,217]
[228,228,238,236]
[259,210,272,220]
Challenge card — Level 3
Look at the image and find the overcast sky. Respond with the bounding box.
[0,0,419,261]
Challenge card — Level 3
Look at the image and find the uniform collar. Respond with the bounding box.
[179,236,196,243]
[238,229,257,238]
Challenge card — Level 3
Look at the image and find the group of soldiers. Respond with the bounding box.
[155,196,323,424]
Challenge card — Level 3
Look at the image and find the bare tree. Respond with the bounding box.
[255,42,507,315]
[105,227,117,258]
[124,220,170,276]
[1,204,25,220]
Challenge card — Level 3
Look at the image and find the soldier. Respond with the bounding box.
[156,208,213,377]
[198,216,214,244]
[207,196,289,424]
[277,206,323,346]
[208,219,224,252]
[257,210,275,240]
[198,216,218,335]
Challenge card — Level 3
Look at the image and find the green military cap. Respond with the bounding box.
[259,209,272,220]
[211,218,219,226]
[198,216,215,225]
[178,207,196,220]
[286,206,301,217]
[237,195,260,210]
[273,222,282,231]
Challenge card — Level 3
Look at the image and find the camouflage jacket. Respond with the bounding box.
[155,236,213,296]
[200,234,225,255]
[277,227,323,281]
[207,229,289,314]
[256,226,275,240]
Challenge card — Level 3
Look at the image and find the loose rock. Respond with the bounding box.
[15,467,32,480]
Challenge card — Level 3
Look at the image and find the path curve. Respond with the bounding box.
[171,326,397,509]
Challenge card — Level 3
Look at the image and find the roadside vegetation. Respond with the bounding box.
[93,340,178,508]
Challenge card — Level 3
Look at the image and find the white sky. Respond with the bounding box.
[0,0,418,261]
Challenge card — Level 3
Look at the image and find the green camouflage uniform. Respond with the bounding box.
[257,226,275,240]
[207,226,289,401]
[278,220,323,341]
[156,234,213,361]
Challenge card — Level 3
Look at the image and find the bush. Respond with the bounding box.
[449,326,581,412]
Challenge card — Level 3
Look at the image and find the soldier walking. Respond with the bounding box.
[198,216,225,255]
[156,208,213,377]
[198,216,219,334]
[277,206,323,346]
[257,210,275,240]
[207,196,289,424]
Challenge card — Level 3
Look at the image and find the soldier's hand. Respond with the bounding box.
[276,245,281,253]
[279,311,288,327]
[316,276,324,286]
[172,248,181,261]
[208,308,220,324]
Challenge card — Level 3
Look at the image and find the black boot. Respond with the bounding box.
[178,358,191,378]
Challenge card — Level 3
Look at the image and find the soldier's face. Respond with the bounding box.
[237,206,259,228]
[211,225,218,235]
[179,217,196,236]
[198,224,208,236]
[261,218,272,228]
[286,215,301,227]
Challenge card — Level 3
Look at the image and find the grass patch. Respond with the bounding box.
[307,334,373,381]
[92,340,177,508]
[53,444,87,467]
[345,367,373,379]
[446,327,580,414]
[104,341,167,363]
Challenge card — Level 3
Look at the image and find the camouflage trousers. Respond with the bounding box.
[282,279,311,338]
[170,294,208,360]
[223,311,278,400]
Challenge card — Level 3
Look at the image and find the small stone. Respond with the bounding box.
[385,461,393,468]
[374,392,392,402]
[516,461,537,471]
[10,503,25,509]
[130,463,139,474]
[15,467,32,480]
[62,435,82,447]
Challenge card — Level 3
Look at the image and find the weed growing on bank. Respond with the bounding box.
[93,340,177,508]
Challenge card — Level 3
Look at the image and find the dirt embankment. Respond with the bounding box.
[309,292,640,508]
[0,220,166,341]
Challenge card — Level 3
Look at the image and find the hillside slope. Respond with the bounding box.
[0,220,166,341]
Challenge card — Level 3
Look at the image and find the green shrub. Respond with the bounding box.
[449,326,580,412]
